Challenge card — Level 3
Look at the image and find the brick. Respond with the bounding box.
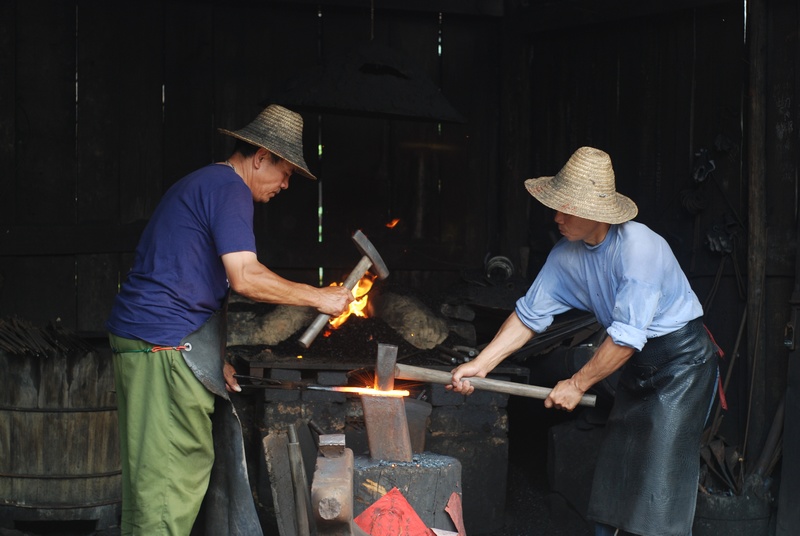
[262,387,301,402]
[301,389,347,404]
[429,405,509,437]
[428,383,465,407]
[465,389,510,408]
[269,368,302,381]
[315,371,349,386]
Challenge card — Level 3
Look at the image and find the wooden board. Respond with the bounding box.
[163,2,215,187]
[0,0,15,224]
[263,430,298,536]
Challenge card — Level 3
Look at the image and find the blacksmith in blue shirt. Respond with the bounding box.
[450,146,718,536]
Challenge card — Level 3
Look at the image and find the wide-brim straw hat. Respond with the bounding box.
[219,104,317,180]
[524,146,638,224]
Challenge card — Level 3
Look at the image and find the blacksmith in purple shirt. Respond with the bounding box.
[106,105,353,536]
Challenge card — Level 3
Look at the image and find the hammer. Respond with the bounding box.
[394,363,597,407]
[298,230,390,348]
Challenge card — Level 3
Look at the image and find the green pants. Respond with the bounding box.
[110,334,216,536]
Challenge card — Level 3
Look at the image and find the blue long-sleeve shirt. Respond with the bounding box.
[515,221,703,351]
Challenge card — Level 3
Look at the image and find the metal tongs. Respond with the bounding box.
[233,374,340,392]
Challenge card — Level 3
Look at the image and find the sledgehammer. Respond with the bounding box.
[298,230,390,348]
[394,363,597,407]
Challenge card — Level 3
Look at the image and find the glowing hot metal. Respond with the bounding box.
[331,386,409,397]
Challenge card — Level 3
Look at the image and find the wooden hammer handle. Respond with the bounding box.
[298,256,373,348]
[394,363,597,407]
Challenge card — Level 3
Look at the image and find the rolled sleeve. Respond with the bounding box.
[606,321,647,351]
[607,278,662,350]
[515,300,554,334]
[515,282,571,334]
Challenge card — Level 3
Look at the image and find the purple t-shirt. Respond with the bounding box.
[107,164,256,345]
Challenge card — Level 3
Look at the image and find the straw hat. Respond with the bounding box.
[219,104,317,180]
[524,146,638,224]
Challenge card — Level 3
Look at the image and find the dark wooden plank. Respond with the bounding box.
[294,5,415,278]
[383,9,448,249]
[439,14,499,257]
[262,431,298,536]
[498,11,532,276]
[76,254,119,334]
[255,3,323,274]
[683,2,748,362]
[0,223,146,255]
[116,1,165,223]
[314,2,385,262]
[765,2,800,448]
[0,256,77,327]
[163,1,215,187]
[76,3,147,333]
[0,0,15,226]
[518,0,735,32]
[744,0,775,461]
[656,10,697,231]
[15,0,76,225]
[269,0,505,17]
[213,3,323,275]
[77,1,122,224]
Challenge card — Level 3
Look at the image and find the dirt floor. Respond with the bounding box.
[484,397,594,536]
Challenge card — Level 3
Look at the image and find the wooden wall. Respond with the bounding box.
[0,0,798,465]
[521,0,799,457]
[522,2,753,445]
[0,1,503,334]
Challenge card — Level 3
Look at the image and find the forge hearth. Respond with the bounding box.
[227,312,525,535]
[228,283,461,362]
[226,276,601,534]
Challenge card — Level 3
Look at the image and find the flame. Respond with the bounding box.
[385,218,400,229]
[328,274,376,329]
[332,386,409,397]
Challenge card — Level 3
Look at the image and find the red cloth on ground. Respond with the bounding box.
[354,487,436,536]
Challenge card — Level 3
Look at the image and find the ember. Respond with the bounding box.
[327,274,376,330]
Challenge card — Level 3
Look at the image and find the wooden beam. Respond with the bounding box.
[0,223,146,256]
[745,0,768,481]
[513,0,739,33]
[266,0,504,17]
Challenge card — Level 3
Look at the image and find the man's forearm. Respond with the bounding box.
[571,337,634,392]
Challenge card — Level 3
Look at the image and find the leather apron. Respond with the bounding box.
[179,298,263,536]
[586,317,718,536]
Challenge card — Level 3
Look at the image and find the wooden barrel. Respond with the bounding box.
[0,347,121,527]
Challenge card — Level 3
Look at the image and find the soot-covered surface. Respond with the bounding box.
[230,315,473,369]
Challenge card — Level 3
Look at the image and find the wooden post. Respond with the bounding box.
[744,0,768,471]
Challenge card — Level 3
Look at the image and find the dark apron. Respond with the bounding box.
[180,298,263,536]
[586,317,718,536]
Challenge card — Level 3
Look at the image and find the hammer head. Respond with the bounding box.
[352,230,390,280]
